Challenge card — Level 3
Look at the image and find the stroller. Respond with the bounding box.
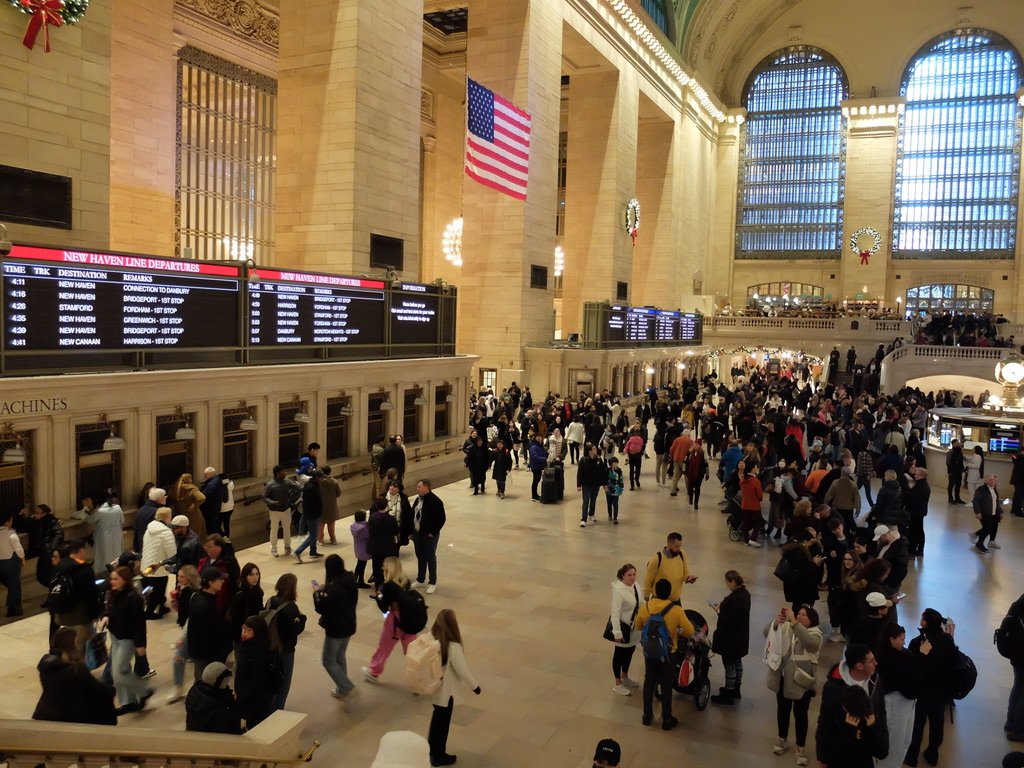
[671,609,713,710]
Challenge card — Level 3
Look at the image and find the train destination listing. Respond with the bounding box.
[2,246,240,351]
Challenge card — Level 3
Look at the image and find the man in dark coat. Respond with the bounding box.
[199,468,225,536]
[26,504,64,587]
[133,487,166,552]
[904,467,931,556]
[973,472,1002,553]
[709,570,751,704]
[52,539,100,657]
[378,436,406,484]
[816,644,888,768]
[945,440,965,504]
[186,567,231,682]
[185,661,242,734]
[410,479,446,593]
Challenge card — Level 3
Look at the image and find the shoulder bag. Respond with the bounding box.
[603,585,640,642]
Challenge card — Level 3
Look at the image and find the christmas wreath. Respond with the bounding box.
[849,226,881,265]
[8,0,89,52]
[625,197,640,245]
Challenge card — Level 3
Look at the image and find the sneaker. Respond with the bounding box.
[773,739,788,756]
[580,521,587,528]
[361,667,379,684]
[670,491,678,497]
[271,550,279,557]
[426,584,437,594]
[167,691,185,704]
[612,684,631,696]
[141,668,157,679]
[747,539,762,548]
[796,746,808,766]
[589,515,596,522]
[613,519,619,525]
[828,627,845,643]
[412,581,426,589]
[989,542,1001,549]
[662,716,679,731]
[975,543,990,553]
[622,677,640,688]
[309,553,324,559]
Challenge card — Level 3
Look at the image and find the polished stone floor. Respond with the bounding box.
[0,463,1020,768]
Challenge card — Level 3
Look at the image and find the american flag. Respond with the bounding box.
[465,78,532,201]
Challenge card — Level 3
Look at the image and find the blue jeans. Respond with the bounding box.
[294,520,319,557]
[581,485,599,521]
[272,649,296,711]
[1008,662,1024,734]
[414,533,439,584]
[110,636,152,706]
[322,636,354,694]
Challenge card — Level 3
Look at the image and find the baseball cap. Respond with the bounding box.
[593,739,621,765]
[865,591,893,609]
[202,661,232,689]
[170,515,190,528]
[872,524,891,542]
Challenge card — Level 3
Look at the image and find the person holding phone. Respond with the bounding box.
[709,570,751,704]
[766,605,823,766]
[313,554,358,700]
[98,566,153,715]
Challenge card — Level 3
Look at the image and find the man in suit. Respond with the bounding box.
[973,473,1002,553]
[411,479,446,594]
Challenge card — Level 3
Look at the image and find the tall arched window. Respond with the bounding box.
[893,30,1023,259]
[736,47,848,260]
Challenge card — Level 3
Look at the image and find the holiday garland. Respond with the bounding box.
[625,198,640,245]
[9,0,89,51]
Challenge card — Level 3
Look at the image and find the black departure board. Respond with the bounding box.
[625,307,655,342]
[248,268,387,346]
[655,310,679,342]
[2,245,240,351]
[679,313,703,343]
[607,305,627,343]
[390,283,441,345]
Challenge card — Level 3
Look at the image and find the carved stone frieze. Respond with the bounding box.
[175,0,279,49]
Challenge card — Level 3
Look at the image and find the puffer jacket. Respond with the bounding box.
[764,618,823,700]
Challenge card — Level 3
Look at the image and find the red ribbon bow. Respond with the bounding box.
[21,0,65,53]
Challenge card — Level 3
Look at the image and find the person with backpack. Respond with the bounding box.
[642,531,698,603]
[577,442,607,527]
[905,609,957,767]
[313,554,358,699]
[605,457,625,523]
[1001,593,1024,742]
[426,608,480,767]
[234,615,276,728]
[263,465,301,558]
[623,425,645,490]
[294,469,325,563]
[633,577,696,731]
[363,556,425,684]
[49,538,101,657]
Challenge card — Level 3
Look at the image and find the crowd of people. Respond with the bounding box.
[7,358,1024,767]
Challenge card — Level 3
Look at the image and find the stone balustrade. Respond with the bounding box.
[880,344,1007,392]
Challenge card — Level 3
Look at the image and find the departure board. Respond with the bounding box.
[655,310,680,342]
[248,268,387,346]
[2,245,240,351]
[625,307,655,342]
[606,305,627,343]
[390,283,441,345]
[678,313,703,343]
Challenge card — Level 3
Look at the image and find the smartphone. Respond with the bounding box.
[895,592,907,601]
[141,586,153,596]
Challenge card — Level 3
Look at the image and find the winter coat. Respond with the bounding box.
[186,590,230,662]
[314,572,358,638]
[171,483,207,540]
[816,661,889,766]
[235,640,275,727]
[712,585,751,660]
[141,519,177,576]
[185,682,243,734]
[85,503,124,576]
[765,619,823,699]
[33,654,117,725]
[870,480,904,526]
[491,449,513,481]
[367,510,400,558]
[350,520,370,561]
[780,543,823,607]
[608,579,640,647]
[317,475,342,523]
[432,641,480,706]
[266,596,307,651]
[105,588,147,647]
[227,585,265,643]
[576,454,608,487]
[528,441,548,471]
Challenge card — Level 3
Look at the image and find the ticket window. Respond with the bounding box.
[76,422,121,505]
[434,386,450,438]
[156,414,194,488]
[0,430,33,517]
[325,398,351,460]
[222,410,254,480]
[278,401,307,468]
[403,391,420,445]
[367,394,386,453]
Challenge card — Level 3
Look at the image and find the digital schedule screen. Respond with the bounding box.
[248,268,387,346]
[390,283,441,345]
[606,305,627,343]
[625,307,655,343]
[655,310,680,342]
[2,245,240,351]
[678,313,703,343]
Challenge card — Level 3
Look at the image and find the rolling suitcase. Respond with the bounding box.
[541,467,560,503]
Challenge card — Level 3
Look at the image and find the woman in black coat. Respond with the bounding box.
[465,437,493,495]
[33,626,117,725]
[490,441,513,499]
[234,615,276,728]
[101,565,153,714]
[227,562,265,650]
[366,499,400,597]
[780,536,825,611]
[905,609,956,768]
[709,570,751,704]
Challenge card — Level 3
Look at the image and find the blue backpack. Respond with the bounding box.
[641,604,673,662]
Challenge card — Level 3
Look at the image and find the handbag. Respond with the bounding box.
[86,630,109,670]
[773,555,797,584]
[603,585,640,643]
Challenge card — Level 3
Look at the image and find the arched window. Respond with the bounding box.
[736,47,848,260]
[893,30,1023,259]
[905,284,994,314]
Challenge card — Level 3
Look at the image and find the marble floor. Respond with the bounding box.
[0,464,1020,768]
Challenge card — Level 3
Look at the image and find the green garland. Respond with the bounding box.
[8,0,89,25]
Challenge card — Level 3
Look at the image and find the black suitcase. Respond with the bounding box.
[549,460,565,500]
[541,467,560,504]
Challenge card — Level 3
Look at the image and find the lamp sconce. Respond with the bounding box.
[412,385,428,407]
[378,389,395,411]
[173,406,197,441]
[444,381,456,403]
[99,413,126,451]
[291,395,310,424]
[1,422,26,463]
[337,390,354,417]
[238,401,258,431]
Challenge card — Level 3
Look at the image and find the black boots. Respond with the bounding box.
[711,686,740,705]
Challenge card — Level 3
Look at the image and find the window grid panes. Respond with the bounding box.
[176,46,277,262]
[747,282,824,300]
[736,48,848,260]
[905,284,995,314]
[893,30,1023,260]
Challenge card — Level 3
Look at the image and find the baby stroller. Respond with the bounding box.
[671,609,712,710]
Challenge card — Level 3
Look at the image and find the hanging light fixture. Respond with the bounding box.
[442,217,463,266]
[554,245,564,278]
[336,390,353,417]
[412,385,428,407]
[173,406,196,441]
[1,422,25,463]
[292,395,310,424]
[99,413,125,451]
[443,381,456,403]
[378,389,395,411]
[238,401,258,431]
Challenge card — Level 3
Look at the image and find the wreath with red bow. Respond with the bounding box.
[8,0,89,52]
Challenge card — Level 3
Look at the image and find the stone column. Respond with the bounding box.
[275,0,423,275]
[560,68,639,334]
[708,113,744,305]
[632,115,675,309]
[458,0,562,387]
[841,99,903,306]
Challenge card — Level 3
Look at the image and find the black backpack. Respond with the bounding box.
[994,614,1024,661]
[46,571,76,613]
[948,646,978,700]
[396,588,428,634]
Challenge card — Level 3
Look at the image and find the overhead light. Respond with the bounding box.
[240,416,258,431]
[294,411,310,423]
[445,393,456,403]
[2,444,26,463]
[339,404,354,417]
[380,400,395,411]
[103,434,126,451]
[414,396,428,406]
[175,425,197,440]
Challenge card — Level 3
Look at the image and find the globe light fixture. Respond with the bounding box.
[994,353,1024,408]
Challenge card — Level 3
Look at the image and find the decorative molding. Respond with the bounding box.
[421,88,435,122]
[174,0,278,50]
[177,44,277,93]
